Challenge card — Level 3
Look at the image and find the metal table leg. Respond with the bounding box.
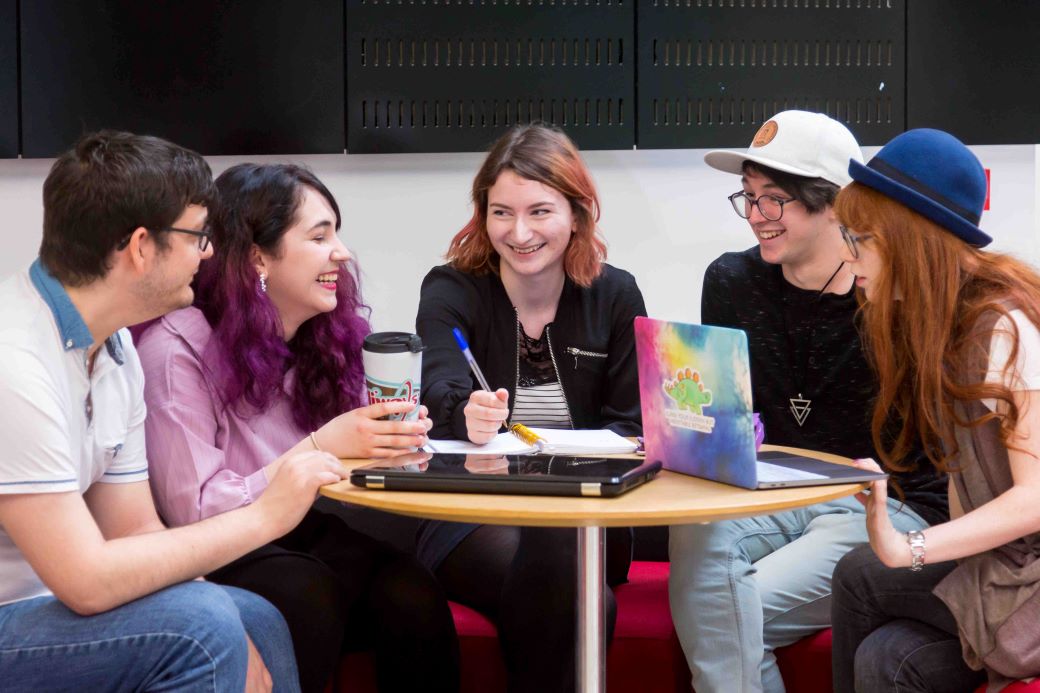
[577,525,606,693]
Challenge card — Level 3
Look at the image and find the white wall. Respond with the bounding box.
[1,144,1036,332]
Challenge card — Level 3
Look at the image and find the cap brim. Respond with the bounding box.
[704,149,822,180]
[848,160,992,248]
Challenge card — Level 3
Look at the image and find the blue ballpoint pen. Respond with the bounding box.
[452,327,493,392]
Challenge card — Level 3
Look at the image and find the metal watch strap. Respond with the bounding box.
[907,529,926,572]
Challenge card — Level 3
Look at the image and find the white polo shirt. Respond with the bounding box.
[0,260,148,606]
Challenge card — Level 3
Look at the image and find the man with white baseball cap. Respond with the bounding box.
[668,111,948,692]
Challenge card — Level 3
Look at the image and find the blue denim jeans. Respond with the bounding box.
[0,581,300,692]
[668,496,928,693]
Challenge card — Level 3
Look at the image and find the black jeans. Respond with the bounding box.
[436,524,632,693]
[830,545,986,693]
[208,507,459,693]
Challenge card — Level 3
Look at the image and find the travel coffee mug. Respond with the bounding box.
[362,332,425,422]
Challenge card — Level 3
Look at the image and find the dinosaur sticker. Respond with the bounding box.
[664,368,713,415]
[662,367,716,433]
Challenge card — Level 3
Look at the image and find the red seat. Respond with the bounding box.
[776,628,833,693]
[332,561,1040,692]
[440,561,687,693]
[332,560,684,692]
[608,561,690,693]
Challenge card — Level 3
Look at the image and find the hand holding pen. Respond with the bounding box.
[452,327,510,444]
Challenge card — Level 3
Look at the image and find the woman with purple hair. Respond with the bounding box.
[136,164,459,693]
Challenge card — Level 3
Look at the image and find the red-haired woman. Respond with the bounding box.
[829,130,1040,691]
[137,164,459,693]
[416,123,646,692]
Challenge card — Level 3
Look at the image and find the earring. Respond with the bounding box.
[259,273,267,293]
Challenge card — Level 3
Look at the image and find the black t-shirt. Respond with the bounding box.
[701,247,948,526]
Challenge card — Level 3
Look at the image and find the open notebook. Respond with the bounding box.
[424,427,638,456]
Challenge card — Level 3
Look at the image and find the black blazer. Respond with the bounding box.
[416,263,647,441]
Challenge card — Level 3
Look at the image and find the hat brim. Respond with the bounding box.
[848,160,992,248]
[704,150,825,181]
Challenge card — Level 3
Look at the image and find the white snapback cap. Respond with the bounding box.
[704,110,863,187]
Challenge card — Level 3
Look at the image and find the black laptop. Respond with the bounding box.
[350,452,662,497]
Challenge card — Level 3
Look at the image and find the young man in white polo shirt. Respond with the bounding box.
[667,112,947,692]
[0,131,347,691]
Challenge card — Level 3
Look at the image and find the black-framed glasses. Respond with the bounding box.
[839,225,873,259]
[117,226,212,252]
[727,191,796,221]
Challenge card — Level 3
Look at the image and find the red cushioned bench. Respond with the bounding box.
[332,561,1040,692]
[334,561,687,692]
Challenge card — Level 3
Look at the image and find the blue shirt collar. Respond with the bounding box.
[29,258,125,365]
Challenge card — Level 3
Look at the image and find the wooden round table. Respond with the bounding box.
[320,444,867,693]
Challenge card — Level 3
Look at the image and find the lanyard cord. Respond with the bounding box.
[780,262,846,402]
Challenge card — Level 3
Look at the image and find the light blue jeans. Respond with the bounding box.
[0,581,300,692]
[668,496,928,693]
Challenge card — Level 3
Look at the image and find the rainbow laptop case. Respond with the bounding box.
[634,317,885,490]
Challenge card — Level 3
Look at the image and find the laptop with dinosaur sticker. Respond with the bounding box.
[633,317,886,489]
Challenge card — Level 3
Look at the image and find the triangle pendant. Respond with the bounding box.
[789,395,811,427]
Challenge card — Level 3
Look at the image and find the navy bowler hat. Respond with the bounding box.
[848,129,991,247]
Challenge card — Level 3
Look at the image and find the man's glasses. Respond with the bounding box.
[117,227,212,252]
[839,225,873,259]
[727,191,797,222]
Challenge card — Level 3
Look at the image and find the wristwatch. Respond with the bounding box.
[906,530,926,572]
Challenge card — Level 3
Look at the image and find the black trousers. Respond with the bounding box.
[208,507,460,693]
[830,545,986,693]
[436,524,632,693]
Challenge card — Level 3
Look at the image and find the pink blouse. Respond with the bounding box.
[137,307,305,527]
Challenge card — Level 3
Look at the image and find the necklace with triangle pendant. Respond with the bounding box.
[781,262,846,429]
[789,393,812,427]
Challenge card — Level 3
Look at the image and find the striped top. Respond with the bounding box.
[513,328,572,429]
[514,382,572,428]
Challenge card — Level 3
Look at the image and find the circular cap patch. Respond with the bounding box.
[751,120,778,147]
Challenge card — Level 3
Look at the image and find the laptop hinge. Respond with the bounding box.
[367,475,385,489]
[580,482,602,497]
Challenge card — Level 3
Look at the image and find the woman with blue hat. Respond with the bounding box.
[828,128,1040,691]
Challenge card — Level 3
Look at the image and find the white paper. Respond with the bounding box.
[423,433,536,455]
[423,428,637,455]
[523,428,638,454]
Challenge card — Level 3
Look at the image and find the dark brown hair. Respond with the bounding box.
[40,130,214,286]
[742,161,839,214]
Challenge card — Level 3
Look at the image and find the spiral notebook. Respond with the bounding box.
[423,425,638,456]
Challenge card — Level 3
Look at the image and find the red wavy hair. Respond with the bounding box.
[446,124,607,287]
[835,182,1040,473]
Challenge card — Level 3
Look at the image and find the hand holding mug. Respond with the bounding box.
[316,402,432,459]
